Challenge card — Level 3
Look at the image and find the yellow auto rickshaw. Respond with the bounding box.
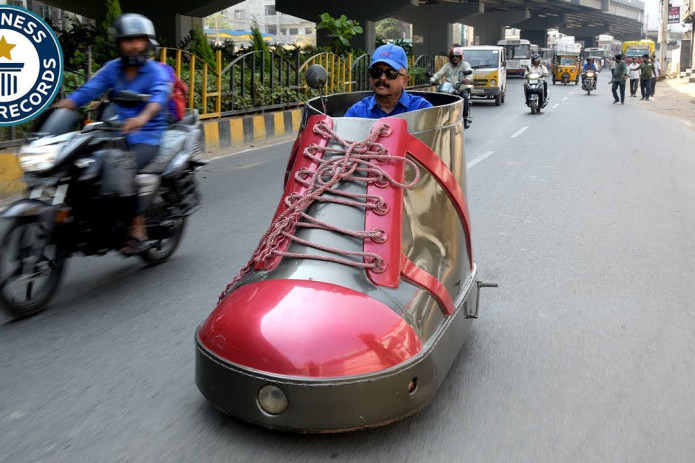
[552,53,581,85]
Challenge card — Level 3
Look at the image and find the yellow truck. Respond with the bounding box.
[622,40,655,59]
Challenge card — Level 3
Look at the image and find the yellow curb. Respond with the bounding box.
[0,152,25,195]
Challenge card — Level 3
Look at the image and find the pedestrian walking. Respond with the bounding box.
[628,57,640,97]
[610,54,628,104]
[638,54,654,101]
[650,54,660,98]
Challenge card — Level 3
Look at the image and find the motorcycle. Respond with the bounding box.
[0,91,206,318]
[582,70,597,95]
[435,70,474,129]
[524,70,548,115]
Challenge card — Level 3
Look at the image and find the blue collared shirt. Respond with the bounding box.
[344,90,432,118]
[68,59,171,146]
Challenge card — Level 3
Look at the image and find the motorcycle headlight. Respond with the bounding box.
[18,144,62,173]
[489,79,496,87]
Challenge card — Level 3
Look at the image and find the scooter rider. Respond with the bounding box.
[581,58,599,85]
[430,46,472,125]
[524,54,549,105]
[54,13,171,255]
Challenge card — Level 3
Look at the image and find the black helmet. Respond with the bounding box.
[112,13,157,67]
[531,54,541,64]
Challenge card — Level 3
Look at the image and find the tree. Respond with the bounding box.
[316,13,363,55]
[93,0,122,66]
[204,12,234,31]
[375,18,403,41]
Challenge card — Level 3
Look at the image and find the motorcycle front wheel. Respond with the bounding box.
[0,219,65,318]
[530,99,538,114]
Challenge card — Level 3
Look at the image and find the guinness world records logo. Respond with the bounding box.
[0,5,63,126]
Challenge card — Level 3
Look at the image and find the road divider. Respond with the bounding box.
[201,108,303,153]
[0,152,24,198]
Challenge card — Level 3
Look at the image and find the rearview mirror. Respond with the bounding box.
[305,64,327,90]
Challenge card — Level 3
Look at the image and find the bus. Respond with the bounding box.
[497,39,532,76]
[622,40,655,59]
[539,47,554,69]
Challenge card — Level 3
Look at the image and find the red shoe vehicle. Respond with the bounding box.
[195,66,495,432]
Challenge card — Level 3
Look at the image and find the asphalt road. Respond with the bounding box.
[2,76,695,462]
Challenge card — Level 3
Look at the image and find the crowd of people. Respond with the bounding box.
[608,53,660,104]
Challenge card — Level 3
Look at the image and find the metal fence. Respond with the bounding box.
[1,49,442,144]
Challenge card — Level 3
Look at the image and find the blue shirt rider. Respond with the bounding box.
[345,44,432,118]
[54,13,171,255]
[581,58,599,87]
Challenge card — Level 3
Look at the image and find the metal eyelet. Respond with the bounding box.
[373,201,389,216]
[371,230,387,244]
[370,257,386,273]
[374,176,389,188]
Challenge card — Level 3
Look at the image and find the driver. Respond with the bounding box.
[429,47,473,85]
[524,54,549,103]
[429,46,472,125]
[582,58,599,85]
[344,44,432,118]
[54,13,172,255]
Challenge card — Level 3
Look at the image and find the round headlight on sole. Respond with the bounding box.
[257,385,289,415]
[489,79,496,87]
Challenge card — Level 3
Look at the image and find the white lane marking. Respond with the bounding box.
[562,96,568,101]
[510,127,528,138]
[552,103,560,109]
[467,150,494,169]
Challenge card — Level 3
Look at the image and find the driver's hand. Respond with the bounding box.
[53,99,76,110]
[121,115,148,134]
[430,77,437,84]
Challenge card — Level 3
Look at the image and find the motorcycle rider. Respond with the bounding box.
[55,13,171,255]
[430,46,472,127]
[581,58,599,87]
[524,54,549,106]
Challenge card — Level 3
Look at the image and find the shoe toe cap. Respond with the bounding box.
[198,280,423,377]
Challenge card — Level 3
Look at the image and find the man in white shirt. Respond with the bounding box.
[628,58,640,97]
[650,54,660,98]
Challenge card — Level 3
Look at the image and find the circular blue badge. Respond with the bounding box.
[0,5,63,126]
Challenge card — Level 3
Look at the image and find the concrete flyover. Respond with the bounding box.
[40,0,643,51]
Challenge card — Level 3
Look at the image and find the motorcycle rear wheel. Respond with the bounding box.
[0,219,65,318]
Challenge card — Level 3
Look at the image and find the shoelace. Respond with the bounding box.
[219,120,421,302]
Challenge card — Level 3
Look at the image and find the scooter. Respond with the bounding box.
[0,92,206,318]
[195,65,496,432]
[524,70,548,114]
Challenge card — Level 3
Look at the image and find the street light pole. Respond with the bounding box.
[660,0,668,74]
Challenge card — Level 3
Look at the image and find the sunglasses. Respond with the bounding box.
[368,66,406,80]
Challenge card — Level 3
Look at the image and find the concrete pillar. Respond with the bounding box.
[392,2,484,55]
[146,12,203,45]
[410,21,453,56]
[575,36,597,48]
[520,30,547,47]
[463,9,530,46]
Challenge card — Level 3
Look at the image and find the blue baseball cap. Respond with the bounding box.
[370,44,408,71]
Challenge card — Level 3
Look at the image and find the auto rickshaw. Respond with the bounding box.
[552,53,581,85]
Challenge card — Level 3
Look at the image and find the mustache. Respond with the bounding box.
[375,80,390,88]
